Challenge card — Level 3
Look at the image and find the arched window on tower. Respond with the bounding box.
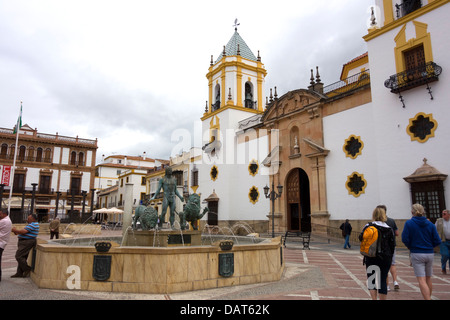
[212,84,221,111]
[244,82,254,109]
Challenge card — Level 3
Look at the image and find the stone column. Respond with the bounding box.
[123,183,133,232]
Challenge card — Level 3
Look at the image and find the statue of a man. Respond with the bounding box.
[151,167,184,228]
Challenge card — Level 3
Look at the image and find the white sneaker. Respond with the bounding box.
[394,281,399,291]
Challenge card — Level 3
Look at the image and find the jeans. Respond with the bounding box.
[344,234,351,248]
[440,240,450,271]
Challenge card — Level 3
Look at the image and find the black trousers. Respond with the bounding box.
[365,256,392,295]
[15,239,36,276]
[50,231,59,239]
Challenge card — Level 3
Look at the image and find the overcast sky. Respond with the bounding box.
[0,0,372,163]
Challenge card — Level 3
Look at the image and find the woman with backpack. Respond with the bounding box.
[402,203,441,300]
[360,206,395,300]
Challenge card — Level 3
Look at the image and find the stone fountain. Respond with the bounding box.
[29,168,284,294]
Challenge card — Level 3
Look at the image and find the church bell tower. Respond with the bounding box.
[203,22,267,118]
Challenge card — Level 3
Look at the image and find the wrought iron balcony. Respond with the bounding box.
[384,61,442,107]
[323,70,370,97]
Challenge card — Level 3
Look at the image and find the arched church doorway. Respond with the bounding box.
[286,168,311,232]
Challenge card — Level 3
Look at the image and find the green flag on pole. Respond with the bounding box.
[13,102,22,134]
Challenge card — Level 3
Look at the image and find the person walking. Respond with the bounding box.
[11,214,39,278]
[435,209,450,274]
[360,206,395,300]
[377,205,400,291]
[0,209,12,282]
[402,203,441,300]
[340,219,352,249]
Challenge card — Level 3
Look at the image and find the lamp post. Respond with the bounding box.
[264,181,283,238]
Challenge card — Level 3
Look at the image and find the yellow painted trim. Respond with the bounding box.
[204,54,267,116]
[237,67,243,107]
[248,186,260,204]
[394,21,433,74]
[406,112,438,143]
[221,73,226,108]
[209,116,220,143]
[364,0,449,42]
[210,165,218,181]
[248,159,259,177]
[340,55,369,80]
[206,58,267,78]
[383,0,394,25]
[201,104,263,121]
[190,185,199,194]
[208,79,213,113]
[345,172,367,198]
[343,135,364,159]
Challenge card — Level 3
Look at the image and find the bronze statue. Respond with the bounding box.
[150,167,184,229]
[178,193,209,230]
[132,204,158,230]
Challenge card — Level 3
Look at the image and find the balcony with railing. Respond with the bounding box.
[384,61,442,107]
[323,70,371,98]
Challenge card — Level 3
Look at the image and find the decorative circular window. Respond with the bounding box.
[346,172,367,197]
[248,160,259,176]
[248,186,260,204]
[343,135,364,159]
[210,165,218,181]
[407,112,437,143]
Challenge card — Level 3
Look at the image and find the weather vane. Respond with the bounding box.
[233,18,240,31]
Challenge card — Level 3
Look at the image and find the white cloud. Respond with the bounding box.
[0,0,374,163]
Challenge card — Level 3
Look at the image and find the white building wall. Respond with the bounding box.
[53,147,61,164]
[361,2,450,220]
[61,147,69,165]
[198,108,269,222]
[86,150,93,167]
[323,103,380,221]
[25,168,40,188]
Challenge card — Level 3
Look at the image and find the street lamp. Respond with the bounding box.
[264,181,283,238]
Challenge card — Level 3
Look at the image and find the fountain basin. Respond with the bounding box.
[31,236,284,294]
[123,229,203,247]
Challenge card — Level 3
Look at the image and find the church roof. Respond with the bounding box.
[215,29,258,63]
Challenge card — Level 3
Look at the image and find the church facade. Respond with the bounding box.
[195,0,449,235]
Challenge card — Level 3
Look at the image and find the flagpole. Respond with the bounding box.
[7,101,22,214]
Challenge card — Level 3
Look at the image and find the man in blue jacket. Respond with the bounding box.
[402,204,441,300]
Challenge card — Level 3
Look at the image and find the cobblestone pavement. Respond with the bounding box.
[1,231,449,301]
